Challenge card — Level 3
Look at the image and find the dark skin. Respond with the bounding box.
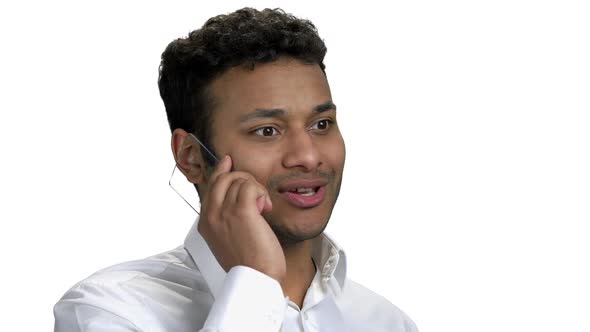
[172,56,346,308]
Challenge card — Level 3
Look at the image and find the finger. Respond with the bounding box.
[237,179,271,214]
[208,155,232,188]
[224,178,247,208]
[256,192,273,213]
[263,194,273,212]
[207,171,256,213]
[256,196,265,213]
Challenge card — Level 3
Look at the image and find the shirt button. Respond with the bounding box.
[303,312,309,320]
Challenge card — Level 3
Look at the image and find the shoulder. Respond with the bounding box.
[64,245,204,293]
[54,246,212,331]
[338,278,419,332]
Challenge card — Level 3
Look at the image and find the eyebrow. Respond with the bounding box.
[239,100,337,123]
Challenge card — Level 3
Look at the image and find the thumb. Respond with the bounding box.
[256,195,265,213]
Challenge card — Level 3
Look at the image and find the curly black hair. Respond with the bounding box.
[158,7,328,166]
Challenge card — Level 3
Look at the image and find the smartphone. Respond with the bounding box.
[188,133,220,166]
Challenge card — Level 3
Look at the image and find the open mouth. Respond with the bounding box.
[279,185,326,208]
[286,186,321,196]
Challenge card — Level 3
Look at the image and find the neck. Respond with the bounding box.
[280,239,317,309]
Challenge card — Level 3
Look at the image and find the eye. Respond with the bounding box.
[310,119,332,131]
[253,126,279,137]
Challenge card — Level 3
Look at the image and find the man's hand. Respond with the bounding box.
[197,155,286,283]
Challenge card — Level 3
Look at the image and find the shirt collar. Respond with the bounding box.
[184,217,347,299]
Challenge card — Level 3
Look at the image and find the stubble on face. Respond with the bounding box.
[263,168,343,244]
[203,56,346,245]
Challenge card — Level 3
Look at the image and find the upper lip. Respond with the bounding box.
[277,178,329,193]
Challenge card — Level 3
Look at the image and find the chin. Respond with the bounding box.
[264,209,331,244]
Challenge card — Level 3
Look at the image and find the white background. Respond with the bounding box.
[1,0,589,331]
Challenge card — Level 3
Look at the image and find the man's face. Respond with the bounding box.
[203,57,345,243]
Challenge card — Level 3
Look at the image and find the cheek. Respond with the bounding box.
[324,135,346,168]
[229,148,277,182]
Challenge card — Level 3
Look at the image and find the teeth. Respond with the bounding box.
[291,187,316,196]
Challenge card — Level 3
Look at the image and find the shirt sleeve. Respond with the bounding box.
[54,304,142,332]
[400,309,419,332]
[202,265,288,332]
[404,317,419,332]
[54,265,287,332]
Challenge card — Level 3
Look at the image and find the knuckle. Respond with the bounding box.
[244,179,265,194]
[212,172,230,186]
[233,171,255,182]
[232,177,247,188]
[244,172,256,181]
[239,179,255,193]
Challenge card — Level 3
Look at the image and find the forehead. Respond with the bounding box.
[207,57,332,120]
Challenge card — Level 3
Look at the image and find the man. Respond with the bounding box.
[54,7,418,332]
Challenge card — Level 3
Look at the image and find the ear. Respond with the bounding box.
[171,128,205,185]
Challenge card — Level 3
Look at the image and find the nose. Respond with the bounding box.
[282,129,321,172]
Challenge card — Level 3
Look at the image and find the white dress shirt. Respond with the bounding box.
[54,218,418,332]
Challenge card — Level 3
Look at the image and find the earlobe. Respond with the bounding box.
[171,129,205,185]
